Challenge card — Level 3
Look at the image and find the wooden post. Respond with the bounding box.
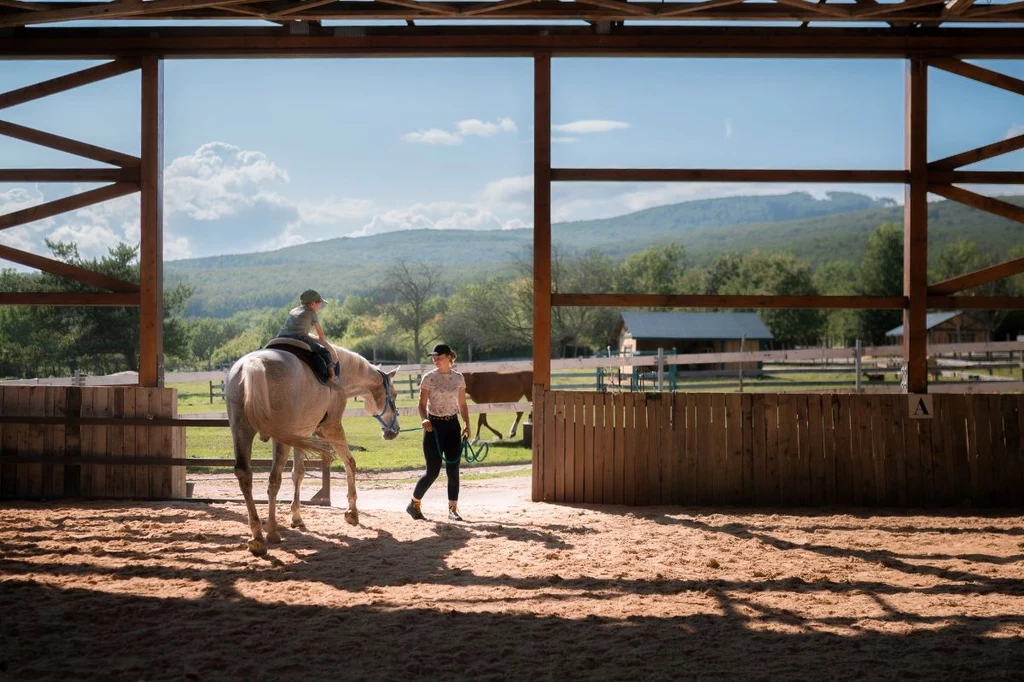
[139,56,164,388]
[533,52,552,390]
[903,56,928,394]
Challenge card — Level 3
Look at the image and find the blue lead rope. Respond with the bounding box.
[398,425,490,464]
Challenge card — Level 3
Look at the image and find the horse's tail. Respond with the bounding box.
[239,357,335,465]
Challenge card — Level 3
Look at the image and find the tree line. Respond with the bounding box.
[2,224,1022,379]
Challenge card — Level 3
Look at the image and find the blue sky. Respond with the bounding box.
[1,56,1022,261]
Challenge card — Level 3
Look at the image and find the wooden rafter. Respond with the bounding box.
[552,293,907,309]
[944,0,974,15]
[931,58,1024,96]
[0,0,1023,26]
[576,0,655,16]
[0,169,139,182]
[941,170,1024,184]
[927,295,1024,309]
[658,0,746,18]
[0,292,139,306]
[552,168,907,182]
[0,0,259,28]
[0,119,140,167]
[0,183,137,232]
[0,244,140,293]
[774,0,850,19]
[0,59,140,110]
[461,0,539,17]
[270,0,339,19]
[928,184,1024,224]
[374,0,458,15]
[928,256,1024,296]
[930,134,1024,171]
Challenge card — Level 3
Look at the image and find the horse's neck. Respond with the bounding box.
[340,352,377,395]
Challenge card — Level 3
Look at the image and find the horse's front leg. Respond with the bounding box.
[265,440,290,544]
[320,422,358,525]
[290,446,305,528]
[231,421,266,555]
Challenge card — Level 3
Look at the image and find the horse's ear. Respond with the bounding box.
[388,367,400,378]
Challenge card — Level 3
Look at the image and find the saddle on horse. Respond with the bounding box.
[265,337,340,387]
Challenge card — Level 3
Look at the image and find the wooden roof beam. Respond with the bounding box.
[0,183,137,231]
[657,0,746,18]
[553,293,907,309]
[0,0,260,27]
[0,119,140,167]
[0,292,139,306]
[552,167,907,182]
[931,58,1024,96]
[0,168,139,182]
[928,256,1024,295]
[0,58,139,110]
[927,184,1024,224]
[0,244,140,293]
[930,133,1024,171]
[944,0,974,15]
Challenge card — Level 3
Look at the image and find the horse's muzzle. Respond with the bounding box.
[382,427,400,441]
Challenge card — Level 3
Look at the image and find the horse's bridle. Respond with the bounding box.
[370,369,400,435]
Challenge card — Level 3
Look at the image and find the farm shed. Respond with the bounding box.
[612,312,773,372]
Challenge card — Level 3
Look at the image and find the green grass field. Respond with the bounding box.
[172,380,534,474]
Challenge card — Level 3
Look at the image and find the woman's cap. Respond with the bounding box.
[428,343,454,357]
[300,289,323,305]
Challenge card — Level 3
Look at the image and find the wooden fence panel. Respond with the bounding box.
[598,392,613,505]
[726,394,743,504]
[764,394,780,504]
[532,388,544,502]
[623,392,637,506]
[741,394,754,505]
[683,394,698,505]
[50,387,66,498]
[528,391,1024,508]
[613,393,626,505]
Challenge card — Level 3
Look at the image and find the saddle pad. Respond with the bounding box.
[266,336,313,352]
[265,338,329,385]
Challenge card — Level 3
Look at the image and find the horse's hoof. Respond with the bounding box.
[291,519,306,529]
[344,509,359,526]
[266,529,282,544]
[247,538,267,556]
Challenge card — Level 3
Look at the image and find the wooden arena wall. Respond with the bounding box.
[532,391,1023,507]
[0,386,184,500]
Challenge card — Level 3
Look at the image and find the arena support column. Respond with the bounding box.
[532,53,552,503]
[139,56,164,387]
[903,56,928,394]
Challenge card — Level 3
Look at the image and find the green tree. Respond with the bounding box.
[856,223,903,345]
[0,242,193,376]
[932,238,1013,339]
[613,242,688,295]
[720,251,824,347]
[379,260,446,361]
[814,260,860,346]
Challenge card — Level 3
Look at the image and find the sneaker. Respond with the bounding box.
[406,501,426,521]
[448,505,463,522]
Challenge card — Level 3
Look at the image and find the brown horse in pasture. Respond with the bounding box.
[463,370,533,442]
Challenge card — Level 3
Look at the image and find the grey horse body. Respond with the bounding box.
[226,344,399,555]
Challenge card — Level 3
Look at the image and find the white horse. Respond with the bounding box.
[226,344,400,555]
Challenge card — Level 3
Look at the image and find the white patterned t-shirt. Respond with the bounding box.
[421,369,465,417]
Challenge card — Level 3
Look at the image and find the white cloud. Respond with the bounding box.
[725,118,734,139]
[1006,123,1024,139]
[551,120,630,134]
[552,136,579,144]
[351,201,507,237]
[402,118,518,145]
[164,142,290,220]
[402,128,463,145]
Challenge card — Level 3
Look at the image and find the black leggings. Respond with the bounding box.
[413,416,461,502]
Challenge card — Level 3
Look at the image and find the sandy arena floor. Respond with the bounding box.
[1,468,1023,681]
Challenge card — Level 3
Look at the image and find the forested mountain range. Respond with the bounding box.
[166,191,1024,317]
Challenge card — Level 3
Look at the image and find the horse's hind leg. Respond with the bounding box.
[290,447,306,529]
[479,414,503,441]
[265,439,290,544]
[508,411,524,439]
[320,421,358,525]
[232,421,267,555]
